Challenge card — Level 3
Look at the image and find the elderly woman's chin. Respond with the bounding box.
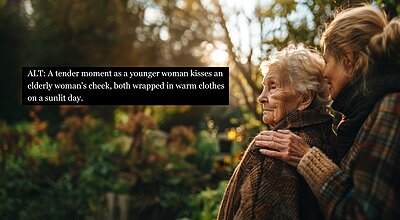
[262,111,277,127]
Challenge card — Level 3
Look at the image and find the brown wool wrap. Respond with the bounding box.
[217,109,337,220]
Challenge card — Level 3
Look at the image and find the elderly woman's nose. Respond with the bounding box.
[258,90,268,103]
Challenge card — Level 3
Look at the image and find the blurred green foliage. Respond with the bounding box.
[0,109,231,219]
[1,0,399,219]
[185,180,228,220]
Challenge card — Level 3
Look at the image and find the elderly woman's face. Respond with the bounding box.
[258,65,303,127]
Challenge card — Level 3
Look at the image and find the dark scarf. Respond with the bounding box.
[332,62,400,160]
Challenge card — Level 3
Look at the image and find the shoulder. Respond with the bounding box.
[291,117,336,160]
[357,93,400,142]
[373,93,400,116]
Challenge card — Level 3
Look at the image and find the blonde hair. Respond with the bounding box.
[320,5,400,92]
[261,45,331,110]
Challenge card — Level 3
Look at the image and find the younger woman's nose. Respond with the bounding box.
[322,67,329,78]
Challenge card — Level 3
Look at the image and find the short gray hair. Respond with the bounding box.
[260,45,331,110]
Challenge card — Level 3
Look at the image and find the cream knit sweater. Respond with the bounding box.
[297,147,340,196]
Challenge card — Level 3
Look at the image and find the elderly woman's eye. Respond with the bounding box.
[270,84,276,89]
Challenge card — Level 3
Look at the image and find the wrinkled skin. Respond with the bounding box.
[257,51,351,167]
[258,64,303,127]
[255,130,310,167]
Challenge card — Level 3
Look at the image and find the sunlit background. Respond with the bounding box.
[1,0,398,219]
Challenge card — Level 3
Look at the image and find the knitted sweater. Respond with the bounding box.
[297,63,400,219]
[218,109,336,220]
[298,94,400,219]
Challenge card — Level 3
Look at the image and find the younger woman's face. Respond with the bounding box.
[322,51,352,100]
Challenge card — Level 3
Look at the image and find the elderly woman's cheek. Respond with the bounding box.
[279,102,294,119]
[271,94,288,122]
[272,92,300,122]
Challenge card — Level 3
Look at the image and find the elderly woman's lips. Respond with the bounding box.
[263,109,273,114]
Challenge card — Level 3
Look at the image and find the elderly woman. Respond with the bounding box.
[218,45,336,219]
[256,5,400,219]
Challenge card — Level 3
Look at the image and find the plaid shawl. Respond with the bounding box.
[218,108,336,220]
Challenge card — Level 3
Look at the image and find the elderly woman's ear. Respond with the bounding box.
[297,90,315,111]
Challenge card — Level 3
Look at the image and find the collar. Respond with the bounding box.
[331,80,367,118]
[250,108,332,157]
[332,65,400,118]
[273,108,333,130]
